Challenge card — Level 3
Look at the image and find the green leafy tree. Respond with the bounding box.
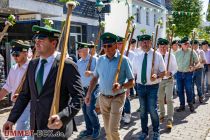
[172,0,202,37]
[207,4,210,21]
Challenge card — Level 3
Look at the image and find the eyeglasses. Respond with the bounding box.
[12,52,20,57]
[33,34,48,40]
[183,42,190,45]
[103,43,115,48]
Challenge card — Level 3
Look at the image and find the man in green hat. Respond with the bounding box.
[201,40,210,94]
[175,36,199,112]
[0,40,32,140]
[157,38,178,129]
[191,40,206,103]
[116,36,136,124]
[76,42,101,139]
[85,32,135,140]
[3,25,84,140]
[172,40,179,53]
[132,34,166,140]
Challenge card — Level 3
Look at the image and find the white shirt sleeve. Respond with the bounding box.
[169,53,178,75]
[2,69,13,93]
[132,55,138,75]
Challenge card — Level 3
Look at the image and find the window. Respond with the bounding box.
[154,14,157,26]
[146,11,150,25]
[136,8,141,23]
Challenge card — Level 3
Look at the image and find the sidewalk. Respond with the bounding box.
[1,94,210,140]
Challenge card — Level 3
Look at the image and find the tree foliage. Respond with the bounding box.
[172,0,202,37]
[207,4,210,21]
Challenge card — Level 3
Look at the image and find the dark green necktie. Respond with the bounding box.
[141,53,147,85]
[36,59,47,94]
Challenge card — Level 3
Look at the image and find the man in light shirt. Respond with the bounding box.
[76,42,100,139]
[85,32,135,140]
[202,40,210,93]
[157,38,178,129]
[191,40,206,103]
[175,37,199,112]
[132,34,166,140]
[0,40,32,140]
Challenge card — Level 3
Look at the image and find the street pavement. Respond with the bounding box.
[0,93,210,140]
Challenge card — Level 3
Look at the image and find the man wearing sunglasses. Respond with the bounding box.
[76,42,101,139]
[85,32,135,140]
[175,37,199,112]
[3,25,84,140]
[0,40,32,140]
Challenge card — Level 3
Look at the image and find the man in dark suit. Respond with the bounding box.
[3,25,84,140]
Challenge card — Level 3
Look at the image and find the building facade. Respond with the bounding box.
[132,0,167,38]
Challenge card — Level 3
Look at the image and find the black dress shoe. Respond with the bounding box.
[192,98,195,104]
[188,103,194,112]
[199,96,204,103]
[176,106,185,112]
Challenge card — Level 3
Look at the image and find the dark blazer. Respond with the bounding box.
[7,55,84,139]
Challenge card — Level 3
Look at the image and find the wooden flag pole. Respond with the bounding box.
[113,16,134,84]
[190,30,196,67]
[86,22,105,71]
[126,24,135,57]
[166,24,176,71]
[48,1,76,126]
[150,25,159,80]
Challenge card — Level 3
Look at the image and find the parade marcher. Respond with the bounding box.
[175,37,199,112]
[202,40,210,94]
[85,32,135,140]
[191,40,206,103]
[157,38,178,129]
[3,25,84,140]
[172,40,179,54]
[132,35,166,140]
[117,36,133,124]
[124,38,138,98]
[0,40,32,140]
[76,42,101,139]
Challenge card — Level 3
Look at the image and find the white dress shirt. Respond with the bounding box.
[125,50,137,63]
[195,48,206,68]
[132,49,166,85]
[3,61,29,101]
[162,52,178,79]
[35,52,57,85]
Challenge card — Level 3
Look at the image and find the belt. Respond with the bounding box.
[177,71,193,73]
[162,76,173,80]
[101,92,125,98]
[195,68,203,71]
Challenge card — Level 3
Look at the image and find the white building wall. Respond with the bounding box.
[9,0,63,17]
[104,2,129,37]
[132,0,167,39]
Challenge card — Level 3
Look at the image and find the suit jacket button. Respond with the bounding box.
[36,99,39,102]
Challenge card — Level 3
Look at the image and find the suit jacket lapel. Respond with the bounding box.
[31,59,39,97]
